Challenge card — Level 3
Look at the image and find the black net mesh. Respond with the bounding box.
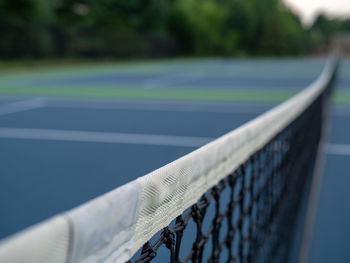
[127,74,335,263]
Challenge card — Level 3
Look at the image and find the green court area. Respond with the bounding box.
[0,86,298,103]
[0,85,349,104]
[0,58,349,104]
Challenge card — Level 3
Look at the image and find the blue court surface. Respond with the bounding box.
[0,58,349,262]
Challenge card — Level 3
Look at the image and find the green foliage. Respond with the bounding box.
[167,0,309,56]
[0,0,53,58]
[221,0,257,54]
[168,0,227,55]
[0,0,347,58]
[83,0,170,32]
[310,13,350,48]
[258,9,307,55]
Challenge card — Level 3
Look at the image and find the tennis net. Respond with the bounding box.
[0,54,338,263]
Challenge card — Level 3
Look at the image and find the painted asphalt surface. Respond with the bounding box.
[0,58,349,262]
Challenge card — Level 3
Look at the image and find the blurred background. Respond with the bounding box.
[0,0,350,60]
[0,1,350,263]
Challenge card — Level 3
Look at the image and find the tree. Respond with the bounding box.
[0,0,53,58]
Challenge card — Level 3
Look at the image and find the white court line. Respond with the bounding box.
[0,98,47,116]
[325,143,350,156]
[0,127,214,147]
[4,97,348,116]
[42,98,349,116]
[0,126,348,152]
[46,99,272,114]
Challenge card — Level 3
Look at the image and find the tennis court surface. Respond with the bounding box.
[0,55,349,263]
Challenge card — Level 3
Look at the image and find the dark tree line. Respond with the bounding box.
[0,0,349,59]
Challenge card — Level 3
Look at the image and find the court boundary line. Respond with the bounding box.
[0,127,213,147]
[2,96,349,116]
[0,126,348,153]
[45,100,272,114]
[44,101,350,116]
[325,143,350,156]
[0,98,46,116]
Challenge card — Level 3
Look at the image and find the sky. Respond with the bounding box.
[284,0,350,25]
